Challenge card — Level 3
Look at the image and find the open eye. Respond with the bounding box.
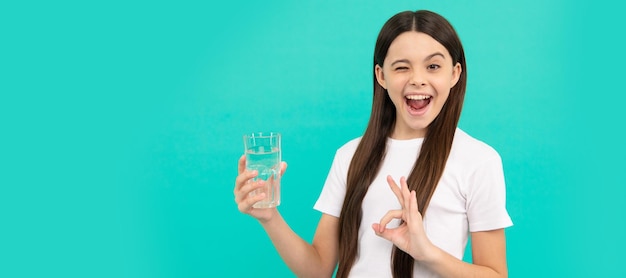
[427,64,440,70]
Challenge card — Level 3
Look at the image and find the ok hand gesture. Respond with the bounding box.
[372,175,436,261]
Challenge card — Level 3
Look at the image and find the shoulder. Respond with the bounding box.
[450,128,501,165]
[335,137,361,157]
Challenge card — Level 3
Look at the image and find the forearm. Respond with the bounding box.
[259,212,333,278]
[421,247,507,278]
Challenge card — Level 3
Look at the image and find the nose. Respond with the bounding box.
[409,69,426,87]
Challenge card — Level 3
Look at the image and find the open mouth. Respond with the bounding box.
[405,95,431,113]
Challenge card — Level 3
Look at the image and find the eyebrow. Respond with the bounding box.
[424,52,446,61]
[389,52,446,66]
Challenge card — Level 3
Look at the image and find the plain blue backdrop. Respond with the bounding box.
[1,0,625,277]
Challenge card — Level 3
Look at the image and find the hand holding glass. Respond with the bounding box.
[243,132,281,208]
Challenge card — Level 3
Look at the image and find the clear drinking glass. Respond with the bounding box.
[243,132,281,208]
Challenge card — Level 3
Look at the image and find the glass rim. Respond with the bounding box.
[243,132,281,138]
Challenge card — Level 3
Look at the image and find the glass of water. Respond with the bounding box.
[243,132,281,208]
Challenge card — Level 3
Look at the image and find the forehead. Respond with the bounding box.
[385,31,450,63]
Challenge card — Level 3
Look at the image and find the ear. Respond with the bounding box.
[374,64,387,89]
[450,62,462,87]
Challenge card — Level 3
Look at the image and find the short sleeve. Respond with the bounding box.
[313,149,350,217]
[466,154,513,232]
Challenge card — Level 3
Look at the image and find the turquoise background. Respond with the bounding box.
[1,0,624,277]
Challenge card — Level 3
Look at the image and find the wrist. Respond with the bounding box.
[414,242,443,264]
[257,208,280,225]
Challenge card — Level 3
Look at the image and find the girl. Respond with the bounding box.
[234,10,512,278]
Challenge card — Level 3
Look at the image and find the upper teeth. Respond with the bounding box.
[406,95,430,100]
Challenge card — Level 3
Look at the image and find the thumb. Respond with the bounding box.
[279,161,288,177]
[371,223,393,241]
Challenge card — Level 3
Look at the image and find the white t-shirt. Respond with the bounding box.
[314,128,513,277]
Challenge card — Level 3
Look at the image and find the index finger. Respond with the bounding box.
[386,175,405,207]
[238,154,246,174]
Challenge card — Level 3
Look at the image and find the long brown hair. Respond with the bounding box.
[336,10,467,278]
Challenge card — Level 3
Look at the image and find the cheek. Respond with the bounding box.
[386,82,405,101]
[387,78,407,93]
[385,92,405,111]
[433,78,454,93]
